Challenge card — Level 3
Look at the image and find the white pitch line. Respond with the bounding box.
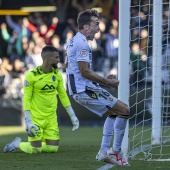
[96,164,116,170]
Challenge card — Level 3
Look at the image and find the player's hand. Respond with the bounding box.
[71,116,79,131]
[24,110,39,137]
[106,74,119,87]
[25,123,39,137]
[107,74,117,79]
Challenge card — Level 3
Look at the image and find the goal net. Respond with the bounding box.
[124,0,170,161]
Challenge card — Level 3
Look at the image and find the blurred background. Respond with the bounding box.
[0,0,169,127]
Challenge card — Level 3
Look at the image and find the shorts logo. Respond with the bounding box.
[80,49,88,57]
[91,93,97,99]
[109,98,113,101]
[85,89,98,99]
[24,80,29,87]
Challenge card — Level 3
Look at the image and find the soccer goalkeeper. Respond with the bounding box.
[3,45,79,154]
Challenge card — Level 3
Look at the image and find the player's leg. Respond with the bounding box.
[19,140,42,154]
[72,88,117,163]
[19,118,44,154]
[110,100,130,152]
[96,114,116,163]
[3,138,43,154]
[107,100,130,166]
[42,116,60,153]
[42,140,59,153]
[100,115,116,153]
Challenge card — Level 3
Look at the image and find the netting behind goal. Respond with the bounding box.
[128,0,170,161]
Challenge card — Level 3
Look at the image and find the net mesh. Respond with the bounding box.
[129,0,170,160]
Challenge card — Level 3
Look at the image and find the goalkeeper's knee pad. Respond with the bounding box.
[45,145,59,153]
[19,142,42,154]
[32,147,43,153]
[42,142,58,153]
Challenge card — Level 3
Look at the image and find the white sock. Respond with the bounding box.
[113,117,127,152]
[100,116,115,153]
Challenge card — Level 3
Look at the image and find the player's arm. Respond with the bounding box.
[76,39,119,88]
[78,61,119,88]
[57,72,79,131]
[23,71,39,136]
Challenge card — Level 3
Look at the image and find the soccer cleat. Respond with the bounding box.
[3,137,21,153]
[96,151,115,164]
[107,148,130,166]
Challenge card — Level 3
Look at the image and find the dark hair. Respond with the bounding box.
[77,9,100,30]
[41,45,58,58]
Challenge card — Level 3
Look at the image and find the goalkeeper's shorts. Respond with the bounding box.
[28,116,60,142]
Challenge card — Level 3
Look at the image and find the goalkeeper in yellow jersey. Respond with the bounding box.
[3,45,79,154]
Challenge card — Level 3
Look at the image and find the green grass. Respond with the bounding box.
[0,126,170,170]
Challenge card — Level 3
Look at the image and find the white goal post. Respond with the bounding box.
[119,0,170,161]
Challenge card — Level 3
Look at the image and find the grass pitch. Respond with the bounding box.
[0,126,170,170]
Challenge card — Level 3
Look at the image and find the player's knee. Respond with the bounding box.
[108,115,117,119]
[117,114,130,119]
[117,106,130,119]
[121,105,130,117]
[46,145,59,153]
[32,147,43,153]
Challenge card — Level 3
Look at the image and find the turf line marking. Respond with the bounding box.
[96,164,115,170]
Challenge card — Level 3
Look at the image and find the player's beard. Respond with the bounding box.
[51,63,58,68]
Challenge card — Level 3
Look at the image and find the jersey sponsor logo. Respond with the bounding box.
[24,80,29,87]
[80,49,88,57]
[41,84,55,92]
[52,75,56,82]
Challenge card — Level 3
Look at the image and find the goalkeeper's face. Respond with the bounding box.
[48,51,60,68]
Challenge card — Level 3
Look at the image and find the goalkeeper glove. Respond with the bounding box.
[24,110,39,137]
[65,106,79,131]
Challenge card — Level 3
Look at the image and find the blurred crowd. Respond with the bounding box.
[0,0,170,102]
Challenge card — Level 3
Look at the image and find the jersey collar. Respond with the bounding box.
[77,32,87,42]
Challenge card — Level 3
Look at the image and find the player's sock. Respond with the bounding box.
[100,116,115,153]
[42,142,59,153]
[19,142,42,154]
[113,117,127,151]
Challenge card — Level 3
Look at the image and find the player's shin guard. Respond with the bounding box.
[100,116,115,153]
[113,117,127,152]
[42,142,59,153]
[19,142,42,154]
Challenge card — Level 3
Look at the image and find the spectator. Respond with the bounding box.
[72,0,97,13]
[6,15,31,39]
[130,42,146,87]
[51,35,65,71]
[97,0,114,20]
[88,31,106,72]
[105,26,119,70]
[1,23,23,62]
[39,17,58,45]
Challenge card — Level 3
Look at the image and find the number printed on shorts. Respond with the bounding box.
[99,90,110,99]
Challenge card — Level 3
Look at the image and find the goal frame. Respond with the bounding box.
[119,0,170,161]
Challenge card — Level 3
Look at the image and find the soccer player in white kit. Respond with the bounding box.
[66,9,130,166]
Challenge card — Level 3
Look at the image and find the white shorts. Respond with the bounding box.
[72,86,118,117]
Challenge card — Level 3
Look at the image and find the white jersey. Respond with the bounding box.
[66,32,101,95]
